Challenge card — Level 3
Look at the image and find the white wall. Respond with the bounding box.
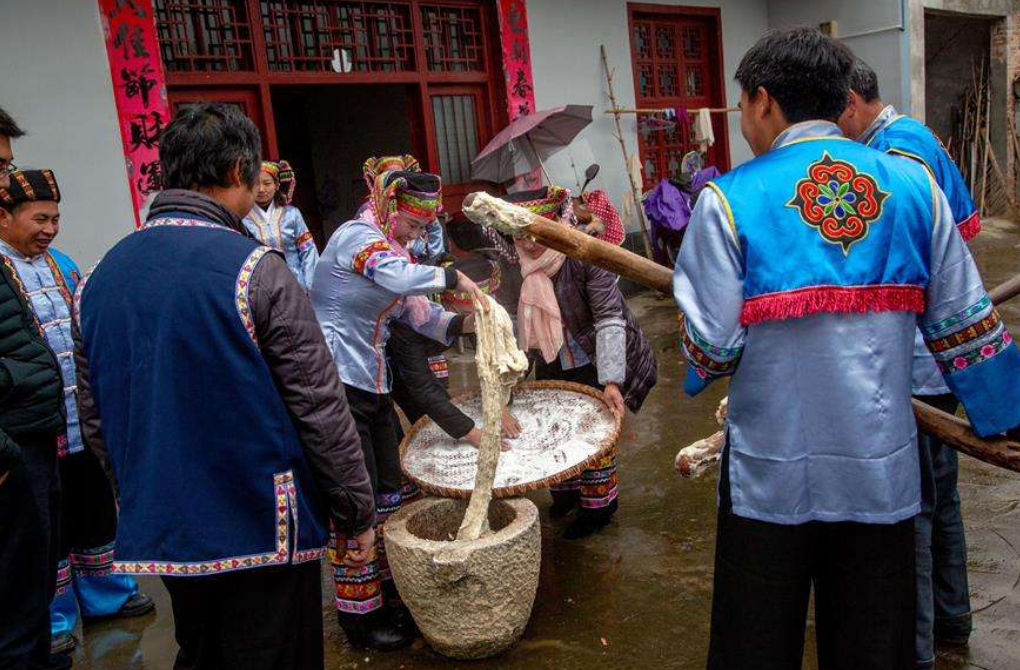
[0,0,134,267]
[768,0,910,113]
[526,0,769,227]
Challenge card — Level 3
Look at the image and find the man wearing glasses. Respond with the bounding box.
[0,108,71,670]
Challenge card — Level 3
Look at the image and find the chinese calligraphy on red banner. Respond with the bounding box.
[496,0,537,122]
[99,0,169,228]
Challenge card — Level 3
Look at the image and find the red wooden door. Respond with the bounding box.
[167,87,271,157]
[628,6,729,189]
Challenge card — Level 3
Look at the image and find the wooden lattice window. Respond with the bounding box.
[260,1,416,73]
[420,4,485,73]
[154,0,255,72]
[629,8,725,187]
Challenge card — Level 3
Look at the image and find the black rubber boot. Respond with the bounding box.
[341,609,415,651]
[549,490,580,519]
[563,499,619,539]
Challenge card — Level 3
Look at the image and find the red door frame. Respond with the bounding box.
[626,3,730,186]
[166,87,271,156]
[158,0,509,192]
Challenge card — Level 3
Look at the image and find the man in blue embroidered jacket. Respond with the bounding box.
[0,170,154,658]
[74,103,375,670]
[311,165,486,650]
[674,28,1020,669]
[839,58,980,668]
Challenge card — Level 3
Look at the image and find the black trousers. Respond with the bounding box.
[343,384,402,495]
[57,448,117,558]
[708,448,916,670]
[0,434,60,670]
[161,562,324,670]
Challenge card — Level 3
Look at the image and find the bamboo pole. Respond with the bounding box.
[604,107,740,115]
[600,44,654,260]
[461,191,1020,472]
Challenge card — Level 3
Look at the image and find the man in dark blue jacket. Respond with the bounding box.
[74,103,376,669]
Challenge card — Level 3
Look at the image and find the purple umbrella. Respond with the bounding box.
[471,105,593,184]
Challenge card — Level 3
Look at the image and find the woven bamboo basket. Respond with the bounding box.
[399,380,623,499]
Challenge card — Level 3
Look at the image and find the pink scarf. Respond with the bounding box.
[516,242,566,363]
[363,207,431,326]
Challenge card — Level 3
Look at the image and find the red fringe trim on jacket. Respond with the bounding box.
[740,285,926,326]
[957,211,981,242]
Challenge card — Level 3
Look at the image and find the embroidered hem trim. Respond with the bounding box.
[112,471,326,576]
[740,285,925,326]
[957,211,981,241]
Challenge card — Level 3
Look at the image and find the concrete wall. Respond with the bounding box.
[768,0,910,113]
[0,0,135,267]
[526,0,769,226]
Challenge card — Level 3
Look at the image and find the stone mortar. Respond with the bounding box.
[384,497,541,659]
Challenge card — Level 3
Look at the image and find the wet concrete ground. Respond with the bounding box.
[76,219,1020,670]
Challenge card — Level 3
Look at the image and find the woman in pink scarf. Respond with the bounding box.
[508,186,658,539]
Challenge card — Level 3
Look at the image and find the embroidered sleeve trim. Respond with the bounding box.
[295,231,315,249]
[927,311,1001,353]
[933,327,1013,375]
[923,296,991,338]
[740,285,925,326]
[679,314,742,381]
[352,240,401,279]
[235,247,272,347]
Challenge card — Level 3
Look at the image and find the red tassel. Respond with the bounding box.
[740,285,925,326]
[957,211,981,242]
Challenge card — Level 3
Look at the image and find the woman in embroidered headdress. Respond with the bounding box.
[311,164,486,651]
[243,160,319,289]
[505,185,658,539]
[360,155,445,262]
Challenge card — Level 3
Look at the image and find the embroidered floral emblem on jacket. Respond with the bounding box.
[787,152,890,254]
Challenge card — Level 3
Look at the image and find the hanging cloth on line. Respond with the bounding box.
[693,108,715,149]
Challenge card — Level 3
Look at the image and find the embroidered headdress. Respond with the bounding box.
[0,170,61,209]
[363,155,421,188]
[365,161,441,235]
[503,185,571,225]
[260,160,296,206]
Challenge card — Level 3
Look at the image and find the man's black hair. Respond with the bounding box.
[735,27,855,123]
[0,106,25,139]
[159,102,261,190]
[848,57,881,102]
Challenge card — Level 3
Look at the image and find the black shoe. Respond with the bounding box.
[935,630,971,648]
[935,616,972,647]
[562,499,618,540]
[549,494,579,519]
[83,592,156,621]
[342,611,415,651]
[50,632,77,656]
[43,652,73,670]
